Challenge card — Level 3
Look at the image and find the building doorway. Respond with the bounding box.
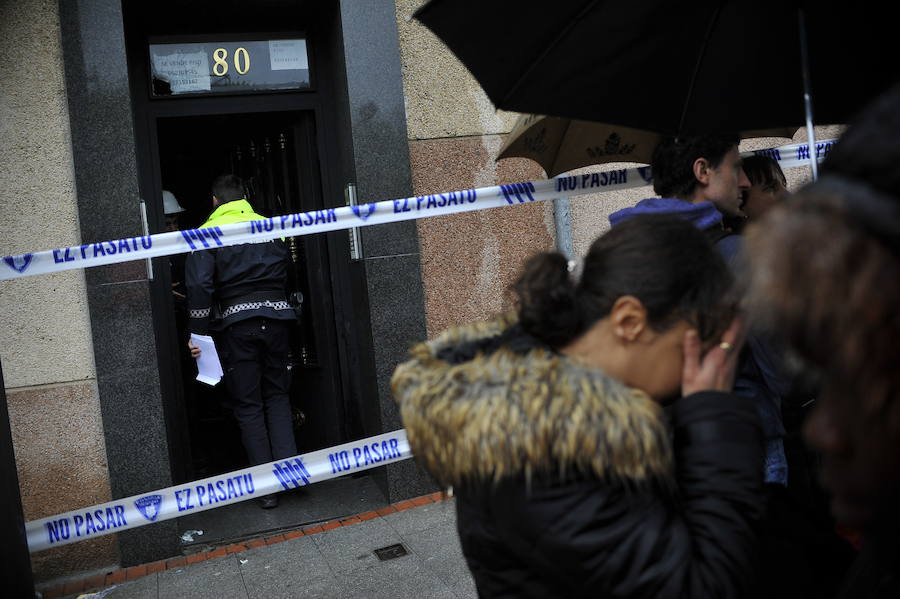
[156,110,348,480]
[149,109,387,545]
[118,0,392,553]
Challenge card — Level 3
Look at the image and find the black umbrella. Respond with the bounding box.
[415,0,900,178]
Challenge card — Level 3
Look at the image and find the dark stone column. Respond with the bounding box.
[57,0,179,565]
[338,0,437,500]
[0,360,35,597]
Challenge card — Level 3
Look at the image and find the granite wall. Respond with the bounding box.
[0,0,116,581]
[395,0,554,337]
[57,0,180,568]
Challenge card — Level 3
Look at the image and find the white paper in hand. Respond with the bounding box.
[191,333,224,386]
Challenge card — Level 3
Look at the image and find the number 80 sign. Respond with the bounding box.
[212,47,251,76]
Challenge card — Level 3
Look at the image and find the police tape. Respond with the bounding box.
[743,137,835,169]
[0,170,644,281]
[25,430,411,553]
[1,138,834,282]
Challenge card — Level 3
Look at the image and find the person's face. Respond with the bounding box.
[165,214,180,232]
[742,175,788,222]
[700,147,751,218]
[563,299,692,403]
[803,376,900,532]
[623,320,693,402]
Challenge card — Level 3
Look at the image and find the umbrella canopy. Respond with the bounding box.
[498,113,796,176]
[414,0,899,136]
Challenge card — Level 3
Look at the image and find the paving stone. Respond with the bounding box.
[381,498,457,537]
[238,533,355,597]
[82,573,159,599]
[158,554,248,599]
[310,516,405,575]
[402,526,477,598]
[341,553,459,599]
[239,534,334,592]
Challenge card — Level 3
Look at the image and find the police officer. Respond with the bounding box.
[185,174,297,509]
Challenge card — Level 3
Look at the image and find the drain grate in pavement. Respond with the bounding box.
[373,543,409,561]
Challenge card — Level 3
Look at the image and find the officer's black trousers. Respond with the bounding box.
[220,317,297,466]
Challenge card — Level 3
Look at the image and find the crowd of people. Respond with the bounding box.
[175,77,900,596]
[391,82,900,598]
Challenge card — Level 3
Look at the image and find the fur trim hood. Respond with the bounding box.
[391,315,674,487]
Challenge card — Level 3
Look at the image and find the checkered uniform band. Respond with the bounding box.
[221,300,292,319]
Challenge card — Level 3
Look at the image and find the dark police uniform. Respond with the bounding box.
[185,198,297,466]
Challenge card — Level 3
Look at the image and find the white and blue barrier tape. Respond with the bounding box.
[26,430,411,553]
[1,171,640,281]
[743,137,835,169]
[0,139,833,282]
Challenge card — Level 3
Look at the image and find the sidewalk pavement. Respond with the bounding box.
[42,493,477,599]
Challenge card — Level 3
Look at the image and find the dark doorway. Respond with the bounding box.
[156,110,347,479]
[120,0,391,550]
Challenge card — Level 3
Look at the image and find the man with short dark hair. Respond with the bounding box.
[186,174,297,509]
[612,135,749,250]
[649,134,749,220]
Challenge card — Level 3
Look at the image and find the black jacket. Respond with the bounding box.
[835,509,900,599]
[185,239,295,335]
[392,316,765,598]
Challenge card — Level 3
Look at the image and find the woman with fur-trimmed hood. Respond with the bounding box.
[392,215,764,598]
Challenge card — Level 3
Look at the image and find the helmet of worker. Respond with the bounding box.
[163,190,185,215]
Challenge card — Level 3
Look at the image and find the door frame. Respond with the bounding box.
[123,11,381,484]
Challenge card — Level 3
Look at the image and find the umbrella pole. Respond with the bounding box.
[798,7,819,180]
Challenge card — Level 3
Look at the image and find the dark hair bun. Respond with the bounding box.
[513,252,580,348]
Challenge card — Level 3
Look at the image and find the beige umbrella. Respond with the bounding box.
[497,113,797,177]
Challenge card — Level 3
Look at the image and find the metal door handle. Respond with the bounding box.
[139,199,154,280]
[344,183,363,261]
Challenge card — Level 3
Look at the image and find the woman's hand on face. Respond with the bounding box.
[681,317,745,396]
